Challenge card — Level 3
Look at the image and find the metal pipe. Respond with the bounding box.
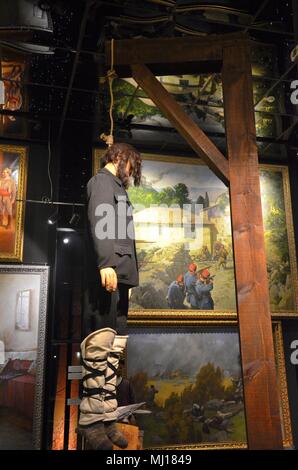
[16,198,85,207]
[57,0,94,142]
[243,0,270,34]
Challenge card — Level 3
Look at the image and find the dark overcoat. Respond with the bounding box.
[83,167,139,336]
[86,167,139,288]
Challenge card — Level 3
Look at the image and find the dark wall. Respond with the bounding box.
[23,142,57,264]
[42,117,93,449]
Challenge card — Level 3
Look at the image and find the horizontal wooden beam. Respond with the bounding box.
[131,63,229,185]
[222,43,283,450]
[103,61,222,79]
[105,32,248,77]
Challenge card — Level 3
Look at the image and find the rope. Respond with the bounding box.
[100,38,117,147]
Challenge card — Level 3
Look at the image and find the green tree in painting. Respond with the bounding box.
[173,183,191,207]
[196,195,205,207]
[192,362,225,405]
[129,182,191,209]
[157,183,191,207]
[128,186,160,209]
[216,191,230,212]
[262,171,289,262]
[157,187,178,206]
[132,362,244,447]
[180,384,195,408]
[260,170,294,310]
[113,79,163,119]
[130,371,149,403]
[163,364,227,444]
[267,206,288,262]
[163,392,201,444]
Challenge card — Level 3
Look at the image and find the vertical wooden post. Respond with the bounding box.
[222,43,283,449]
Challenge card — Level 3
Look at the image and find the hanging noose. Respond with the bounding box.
[100,38,117,147]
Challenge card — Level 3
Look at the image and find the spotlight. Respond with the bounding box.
[63,237,70,244]
[48,211,58,225]
[69,204,81,228]
[69,212,80,227]
[0,0,54,55]
[290,45,298,63]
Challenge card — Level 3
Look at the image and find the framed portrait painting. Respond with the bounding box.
[126,320,292,450]
[0,265,49,449]
[0,53,28,139]
[93,150,298,318]
[0,144,27,262]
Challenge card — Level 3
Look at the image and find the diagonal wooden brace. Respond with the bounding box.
[131,63,229,185]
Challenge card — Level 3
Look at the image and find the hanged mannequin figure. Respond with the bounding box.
[77,143,142,450]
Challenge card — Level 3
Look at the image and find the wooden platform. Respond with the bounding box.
[113,423,142,450]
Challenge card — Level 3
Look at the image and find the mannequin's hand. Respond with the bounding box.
[128,288,132,300]
[100,267,118,292]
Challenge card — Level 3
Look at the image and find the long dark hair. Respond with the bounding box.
[100,143,142,189]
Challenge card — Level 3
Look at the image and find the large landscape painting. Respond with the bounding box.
[128,157,297,314]
[127,324,292,449]
[93,151,298,315]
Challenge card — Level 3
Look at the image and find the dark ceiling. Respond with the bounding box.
[0,0,297,159]
[0,0,297,223]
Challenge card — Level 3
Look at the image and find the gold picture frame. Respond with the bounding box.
[126,319,292,450]
[93,149,298,318]
[0,264,49,449]
[0,144,27,262]
[260,164,298,316]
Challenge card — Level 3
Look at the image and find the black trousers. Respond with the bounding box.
[83,282,130,337]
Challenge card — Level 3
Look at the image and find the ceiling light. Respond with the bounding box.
[48,211,58,225]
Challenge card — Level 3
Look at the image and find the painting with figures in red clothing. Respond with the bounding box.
[0,145,27,262]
